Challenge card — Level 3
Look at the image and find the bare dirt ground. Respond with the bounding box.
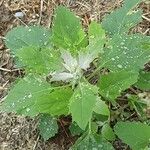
[0,0,150,150]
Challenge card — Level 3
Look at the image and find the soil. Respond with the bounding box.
[0,0,149,150]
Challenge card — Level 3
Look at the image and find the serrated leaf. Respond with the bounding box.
[100,34,150,72]
[5,26,51,52]
[72,133,114,150]
[38,114,58,141]
[102,0,142,35]
[52,6,87,54]
[114,121,150,150]
[69,122,84,136]
[1,75,73,116]
[93,97,110,116]
[88,21,106,54]
[101,123,115,141]
[99,71,138,100]
[69,82,98,130]
[135,71,150,90]
[16,46,61,74]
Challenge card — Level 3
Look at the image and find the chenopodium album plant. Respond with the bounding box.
[1,0,150,149]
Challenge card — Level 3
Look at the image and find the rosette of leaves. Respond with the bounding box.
[1,0,150,148]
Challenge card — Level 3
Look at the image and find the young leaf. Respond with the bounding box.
[87,21,106,54]
[72,133,114,150]
[93,97,110,116]
[1,75,73,116]
[100,34,150,72]
[69,82,98,130]
[5,26,51,52]
[114,121,150,150]
[16,46,61,74]
[52,6,87,54]
[102,0,142,35]
[99,71,138,100]
[38,114,58,141]
[135,71,150,90]
[101,123,115,141]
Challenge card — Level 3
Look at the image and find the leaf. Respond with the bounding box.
[93,97,110,116]
[100,34,150,72]
[135,71,150,90]
[5,26,51,52]
[114,121,150,150]
[72,133,114,150]
[101,123,115,141]
[16,46,61,74]
[99,71,138,100]
[69,82,98,130]
[1,75,73,116]
[102,0,142,35]
[38,114,58,141]
[69,122,84,136]
[52,6,87,54]
[88,21,106,54]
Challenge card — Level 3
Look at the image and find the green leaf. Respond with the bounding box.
[87,21,106,54]
[38,114,58,141]
[69,82,98,130]
[1,75,73,116]
[5,26,51,52]
[135,71,150,90]
[16,46,61,74]
[69,122,84,136]
[100,34,150,72]
[114,121,150,150]
[72,133,114,150]
[99,71,138,100]
[93,97,110,116]
[102,0,142,35]
[52,6,87,54]
[101,123,115,141]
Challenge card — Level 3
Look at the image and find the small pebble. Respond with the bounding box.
[14,12,24,18]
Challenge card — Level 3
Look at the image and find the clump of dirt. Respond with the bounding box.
[0,0,149,150]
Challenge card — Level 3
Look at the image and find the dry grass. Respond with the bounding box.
[0,0,150,149]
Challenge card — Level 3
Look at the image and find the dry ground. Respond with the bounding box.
[0,0,150,150]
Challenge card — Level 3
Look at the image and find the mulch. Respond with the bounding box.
[0,0,149,149]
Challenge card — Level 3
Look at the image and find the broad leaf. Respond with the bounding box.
[100,34,150,72]
[16,46,61,74]
[52,6,87,54]
[72,133,114,150]
[114,121,150,150]
[87,21,105,54]
[69,82,98,130]
[102,0,142,35]
[99,71,138,100]
[101,123,115,141]
[93,97,110,116]
[1,75,73,116]
[135,71,150,90]
[5,26,51,52]
[38,114,58,141]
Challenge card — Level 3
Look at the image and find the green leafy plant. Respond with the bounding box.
[1,0,150,149]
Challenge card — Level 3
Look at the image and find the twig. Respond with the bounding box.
[0,67,11,72]
[0,67,21,72]
[0,36,6,40]
[142,15,150,22]
[59,119,73,145]
[38,0,44,25]
[32,135,40,150]
[0,86,7,91]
